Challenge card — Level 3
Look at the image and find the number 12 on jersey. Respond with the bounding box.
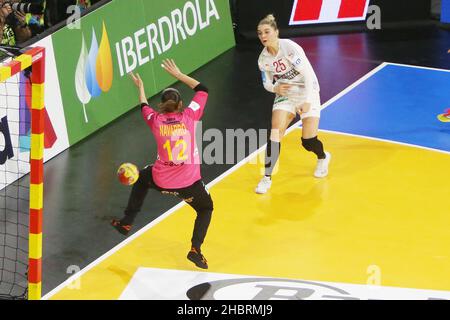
[163,139,188,161]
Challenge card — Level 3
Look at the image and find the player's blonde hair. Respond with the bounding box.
[258,14,278,30]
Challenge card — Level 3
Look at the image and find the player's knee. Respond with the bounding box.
[194,194,213,213]
[133,166,152,188]
[205,196,214,212]
[197,207,213,221]
[136,168,151,186]
[301,136,318,151]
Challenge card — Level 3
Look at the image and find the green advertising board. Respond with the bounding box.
[52,0,235,145]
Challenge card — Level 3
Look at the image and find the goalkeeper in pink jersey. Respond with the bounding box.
[111,59,212,269]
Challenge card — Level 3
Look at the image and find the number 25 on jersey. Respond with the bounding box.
[273,59,286,73]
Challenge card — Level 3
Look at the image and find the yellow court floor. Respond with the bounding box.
[50,130,450,299]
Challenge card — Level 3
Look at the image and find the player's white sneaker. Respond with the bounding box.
[314,151,331,178]
[255,176,272,194]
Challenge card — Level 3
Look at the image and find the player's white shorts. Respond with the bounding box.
[273,87,321,119]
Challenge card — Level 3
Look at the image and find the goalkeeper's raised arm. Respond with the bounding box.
[130,72,148,105]
[161,58,200,90]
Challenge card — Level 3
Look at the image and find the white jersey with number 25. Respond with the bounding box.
[258,39,320,104]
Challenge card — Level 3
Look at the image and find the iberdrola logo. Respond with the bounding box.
[75,21,113,123]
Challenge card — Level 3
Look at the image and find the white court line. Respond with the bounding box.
[290,61,450,155]
[288,62,389,132]
[42,63,390,300]
[316,129,450,155]
[384,62,450,73]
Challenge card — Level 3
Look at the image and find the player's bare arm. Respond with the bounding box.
[130,72,148,105]
[161,59,200,89]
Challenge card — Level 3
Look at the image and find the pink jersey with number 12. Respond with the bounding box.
[141,90,208,189]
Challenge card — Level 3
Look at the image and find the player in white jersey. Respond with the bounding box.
[255,14,331,194]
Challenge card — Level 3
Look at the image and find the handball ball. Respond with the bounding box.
[117,163,139,185]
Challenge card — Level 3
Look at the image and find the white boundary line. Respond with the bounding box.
[41,202,186,299]
[289,61,450,155]
[384,62,450,73]
[42,62,392,300]
[317,129,450,155]
[287,62,389,132]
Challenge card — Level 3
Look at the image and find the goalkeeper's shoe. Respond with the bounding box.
[111,219,132,236]
[187,247,208,269]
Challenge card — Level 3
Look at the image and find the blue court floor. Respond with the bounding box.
[319,63,450,153]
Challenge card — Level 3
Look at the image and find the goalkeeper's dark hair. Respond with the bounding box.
[158,88,183,113]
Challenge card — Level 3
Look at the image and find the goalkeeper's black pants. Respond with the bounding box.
[123,165,213,251]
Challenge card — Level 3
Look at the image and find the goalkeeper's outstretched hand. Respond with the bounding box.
[129,72,148,105]
[161,59,182,79]
[161,59,200,89]
[130,72,144,89]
